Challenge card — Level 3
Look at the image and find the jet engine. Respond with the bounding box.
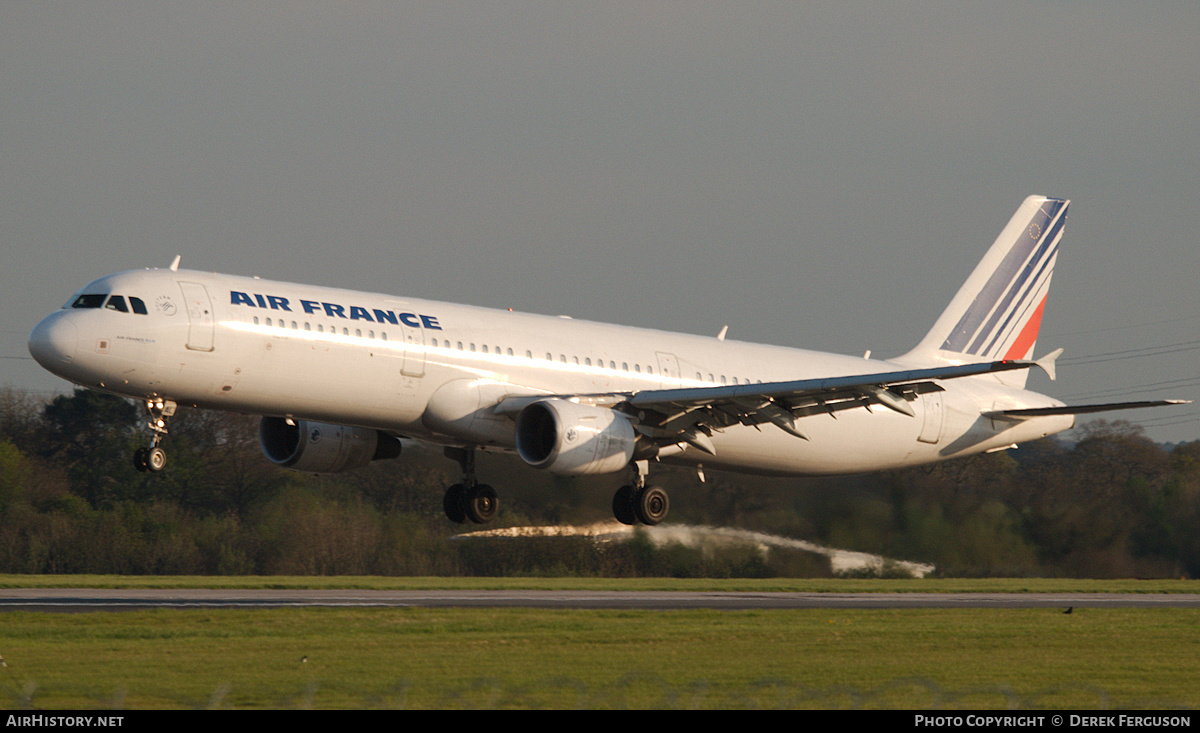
[514,399,637,475]
[259,416,402,474]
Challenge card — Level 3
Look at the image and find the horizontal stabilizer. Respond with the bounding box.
[987,399,1190,420]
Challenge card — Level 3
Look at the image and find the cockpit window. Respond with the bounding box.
[70,293,108,309]
[67,292,149,314]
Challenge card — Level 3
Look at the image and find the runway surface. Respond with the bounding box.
[2,588,1199,611]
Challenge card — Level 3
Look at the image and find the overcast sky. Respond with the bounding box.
[3,3,1197,444]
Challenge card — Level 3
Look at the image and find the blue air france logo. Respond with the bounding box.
[230,291,443,330]
[941,199,1067,359]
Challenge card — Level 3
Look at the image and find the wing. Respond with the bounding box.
[621,360,1044,453]
[497,358,1045,456]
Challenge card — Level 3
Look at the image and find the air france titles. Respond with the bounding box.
[230,291,442,330]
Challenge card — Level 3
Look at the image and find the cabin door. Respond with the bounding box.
[178,282,215,352]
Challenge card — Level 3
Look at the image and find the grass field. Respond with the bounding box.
[1,576,1198,709]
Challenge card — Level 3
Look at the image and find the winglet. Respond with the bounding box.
[169,255,181,271]
[1035,347,1063,382]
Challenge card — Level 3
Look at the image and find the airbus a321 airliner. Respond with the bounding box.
[28,196,1185,525]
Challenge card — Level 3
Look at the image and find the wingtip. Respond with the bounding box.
[1035,348,1064,381]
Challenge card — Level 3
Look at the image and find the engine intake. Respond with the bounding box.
[259,416,402,473]
[515,399,636,475]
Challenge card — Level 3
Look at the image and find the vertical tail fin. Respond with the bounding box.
[900,196,1068,387]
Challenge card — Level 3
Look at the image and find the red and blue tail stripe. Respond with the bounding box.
[940,198,1067,360]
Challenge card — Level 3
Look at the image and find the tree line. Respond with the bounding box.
[0,386,1197,578]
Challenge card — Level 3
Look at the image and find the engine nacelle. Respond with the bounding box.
[259,416,402,474]
[515,399,637,475]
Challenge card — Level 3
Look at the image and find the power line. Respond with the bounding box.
[1058,339,1200,367]
[1043,311,1200,340]
[1130,415,1200,431]
[1060,376,1200,402]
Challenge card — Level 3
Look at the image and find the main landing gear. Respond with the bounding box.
[612,460,669,526]
[442,447,499,524]
[438,452,669,527]
[132,399,175,473]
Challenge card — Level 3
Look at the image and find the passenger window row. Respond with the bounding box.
[247,313,759,386]
[422,338,757,385]
[252,315,390,341]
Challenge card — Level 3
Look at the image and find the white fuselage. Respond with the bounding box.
[29,267,1073,477]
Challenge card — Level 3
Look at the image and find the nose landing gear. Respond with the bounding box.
[133,399,175,473]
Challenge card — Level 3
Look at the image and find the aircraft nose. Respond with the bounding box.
[28,312,78,369]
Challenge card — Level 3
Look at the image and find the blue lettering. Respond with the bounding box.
[372,309,398,325]
[237,290,442,330]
